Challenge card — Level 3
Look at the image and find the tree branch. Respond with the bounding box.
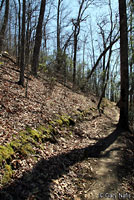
[87,36,119,80]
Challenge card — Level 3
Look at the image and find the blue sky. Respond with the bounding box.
[47,0,120,74]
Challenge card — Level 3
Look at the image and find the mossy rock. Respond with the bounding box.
[30,130,42,142]
[37,125,57,143]
[26,128,43,142]
[53,114,75,127]
[60,115,75,126]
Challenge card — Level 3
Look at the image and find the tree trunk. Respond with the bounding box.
[0,0,9,52]
[97,45,112,112]
[56,0,61,71]
[73,31,77,86]
[118,0,129,130]
[31,0,46,76]
[0,0,5,12]
[17,0,21,66]
[129,2,133,110]
[18,0,26,86]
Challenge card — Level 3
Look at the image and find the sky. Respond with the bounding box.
[65,0,119,62]
[46,0,120,76]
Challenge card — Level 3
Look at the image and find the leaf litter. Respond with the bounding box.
[0,55,133,199]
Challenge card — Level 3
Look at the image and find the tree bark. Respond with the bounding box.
[0,0,9,52]
[56,0,61,71]
[17,0,21,66]
[18,0,26,86]
[72,0,85,86]
[31,0,46,76]
[118,0,129,130]
[0,0,5,12]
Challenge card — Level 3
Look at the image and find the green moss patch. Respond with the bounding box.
[1,164,13,185]
[0,107,97,185]
[52,115,75,127]
[73,107,98,122]
[0,145,14,166]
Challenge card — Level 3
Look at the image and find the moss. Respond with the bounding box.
[10,139,22,151]
[21,133,37,145]
[48,125,54,131]
[69,131,73,136]
[2,164,13,185]
[20,143,35,156]
[49,121,56,126]
[55,119,63,126]
[30,130,41,141]
[0,155,3,165]
[0,144,15,167]
[0,145,14,161]
[39,126,51,135]
[26,128,42,142]
[59,115,75,126]
[38,125,50,133]
[37,125,56,142]
[61,116,70,125]
[6,144,14,156]
[10,134,38,156]
[25,125,31,132]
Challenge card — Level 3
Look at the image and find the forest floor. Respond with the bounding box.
[0,53,134,200]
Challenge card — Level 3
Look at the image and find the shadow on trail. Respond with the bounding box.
[0,127,124,200]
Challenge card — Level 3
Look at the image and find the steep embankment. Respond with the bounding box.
[0,54,133,200]
[0,54,97,144]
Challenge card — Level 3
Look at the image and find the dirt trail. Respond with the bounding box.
[85,135,125,199]
[82,110,134,200]
[82,109,132,200]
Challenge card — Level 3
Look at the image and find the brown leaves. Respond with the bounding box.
[0,55,123,199]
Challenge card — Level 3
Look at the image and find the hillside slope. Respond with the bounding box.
[0,55,133,200]
[0,54,118,144]
[0,55,97,143]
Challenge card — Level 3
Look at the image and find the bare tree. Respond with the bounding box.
[97,0,116,110]
[128,0,134,110]
[31,0,46,76]
[0,0,9,52]
[56,0,62,70]
[86,35,119,81]
[17,0,21,65]
[118,0,129,129]
[72,0,92,86]
[18,0,26,86]
[55,0,73,73]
